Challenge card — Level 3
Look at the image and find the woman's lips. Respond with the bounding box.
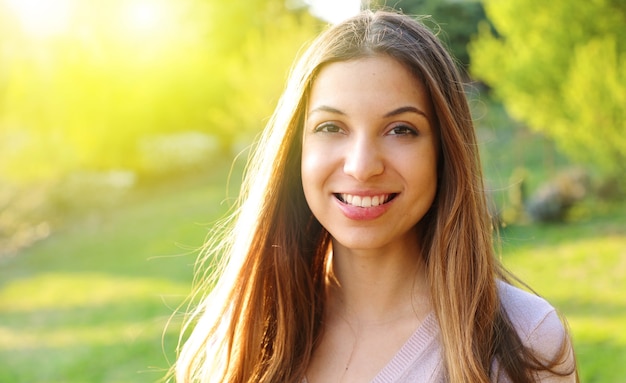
[334,193,398,220]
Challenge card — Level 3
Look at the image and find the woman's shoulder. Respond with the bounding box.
[497,280,558,332]
[497,280,571,361]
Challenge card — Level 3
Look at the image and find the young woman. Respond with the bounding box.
[173,10,577,383]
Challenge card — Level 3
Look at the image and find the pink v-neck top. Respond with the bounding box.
[306,281,576,382]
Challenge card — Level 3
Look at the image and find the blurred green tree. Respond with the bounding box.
[0,0,320,182]
[470,0,626,177]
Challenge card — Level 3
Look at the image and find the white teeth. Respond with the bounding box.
[341,193,390,208]
[362,196,372,207]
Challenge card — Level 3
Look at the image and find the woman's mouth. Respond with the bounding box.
[334,193,398,208]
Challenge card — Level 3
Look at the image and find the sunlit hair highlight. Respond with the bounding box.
[172,9,576,383]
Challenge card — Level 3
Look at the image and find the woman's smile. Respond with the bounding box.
[335,193,397,208]
[333,191,398,220]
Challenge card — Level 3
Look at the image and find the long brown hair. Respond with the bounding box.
[173,10,575,382]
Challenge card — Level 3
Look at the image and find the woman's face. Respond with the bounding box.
[301,55,438,254]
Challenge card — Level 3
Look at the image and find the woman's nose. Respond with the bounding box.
[343,135,384,181]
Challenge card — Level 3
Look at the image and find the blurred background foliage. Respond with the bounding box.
[0,0,319,182]
[470,0,626,178]
[0,0,320,254]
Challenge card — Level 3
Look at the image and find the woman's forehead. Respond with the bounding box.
[306,56,431,118]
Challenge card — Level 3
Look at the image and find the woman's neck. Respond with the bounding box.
[326,239,431,326]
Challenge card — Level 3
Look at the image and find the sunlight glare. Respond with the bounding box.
[123,0,166,33]
[6,0,73,38]
[308,0,361,24]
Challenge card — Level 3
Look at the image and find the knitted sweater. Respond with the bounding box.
[308,282,576,382]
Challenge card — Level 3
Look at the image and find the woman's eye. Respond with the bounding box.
[388,125,418,136]
[314,123,343,134]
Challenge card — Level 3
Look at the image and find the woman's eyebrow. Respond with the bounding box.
[384,106,428,118]
[307,105,345,116]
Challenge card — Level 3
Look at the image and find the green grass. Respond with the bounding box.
[0,162,242,383]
